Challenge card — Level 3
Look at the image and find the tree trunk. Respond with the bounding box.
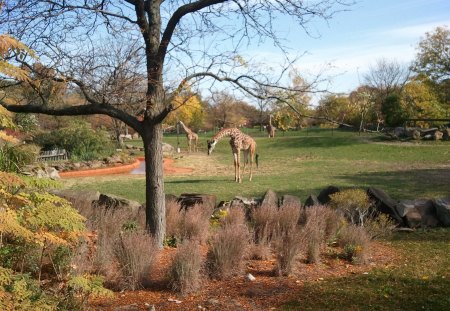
[143,121,165,247]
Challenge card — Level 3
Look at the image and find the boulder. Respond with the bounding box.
[177,193,216,211]
[96,193,142,213]
[260,189,278,209]
[162,143,174,157]
[132,133,140,139]
[434,196,450,226]
[434,130,443,141]
[393,127,406,138]
[397,199,439,228]
[304,194,320,207]
[366,187,403,225]
[412,129,421,140]
[45,167,60,180]
[443,128,450,140]
[280,194,301,209]
[51,189,100,204]
[317,186,340,205]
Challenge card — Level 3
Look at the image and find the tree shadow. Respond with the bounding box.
[338,167,450,200]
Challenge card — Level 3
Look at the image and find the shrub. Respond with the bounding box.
[250,202,278,244]
[0,173,110,309]
[365,214,396,240]
[168,240,203,295]
[33,120,114,161]
[329,189,374,226]
[207,208,250,279]
[273,226,302,276]
[165,199,183,244]
[180,204,212,244]
[303,206,327,264]
[270,204,303,275]
[338,225,370,264]
[114,230,158,290]
[0,143,38,172]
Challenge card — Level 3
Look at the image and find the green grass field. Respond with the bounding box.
[66,128,450,203]
[282,228,450,310]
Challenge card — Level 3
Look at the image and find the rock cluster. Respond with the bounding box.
[391,126,450,141]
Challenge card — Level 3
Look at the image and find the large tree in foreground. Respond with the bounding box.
[0,0,349,246]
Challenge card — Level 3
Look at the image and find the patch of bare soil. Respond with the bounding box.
[90,242,399,311]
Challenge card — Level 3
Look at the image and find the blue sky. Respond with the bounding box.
[246,0,450,103]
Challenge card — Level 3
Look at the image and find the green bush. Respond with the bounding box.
[329,189,373,226]
[34,120,114,161]
[0,143,38,172]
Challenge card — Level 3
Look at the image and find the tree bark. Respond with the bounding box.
[142,121,166,247]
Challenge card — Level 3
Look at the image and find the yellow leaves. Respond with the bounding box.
[166,93,204,128]
[0,172,86,249]
[0,34,36,82]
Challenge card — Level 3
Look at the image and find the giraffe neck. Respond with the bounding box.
[212,128,240,142]
[269,115,273,126]
[179,121,191,134]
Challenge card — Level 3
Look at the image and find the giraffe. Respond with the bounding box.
[207,128,258,183]
[178,121,198,152]
[266,114,276,138]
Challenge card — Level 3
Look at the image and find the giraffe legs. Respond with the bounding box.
[233,151,241,183]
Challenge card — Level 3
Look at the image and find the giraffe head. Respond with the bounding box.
[207,139,217,155]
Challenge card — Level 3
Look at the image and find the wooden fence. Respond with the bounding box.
[38,149,68,162]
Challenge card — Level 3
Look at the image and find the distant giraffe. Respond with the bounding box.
[207,128,258,183]
[178,121,198,152]
[266,114,276,138]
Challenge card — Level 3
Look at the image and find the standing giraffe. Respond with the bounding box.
[207,128,258,183]
[266,114,276,138]
[178,121,198,152]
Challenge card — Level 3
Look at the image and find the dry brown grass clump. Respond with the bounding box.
[166,200,213,245]
[273,203,302,276]
[303,205,342,263]
[70,199,158,290]
[338,224,371,264]
[114,231,158,290]
[207,207,250,279]
[167,239,203,295]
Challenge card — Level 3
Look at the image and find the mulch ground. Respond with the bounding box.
[90,242,398,311]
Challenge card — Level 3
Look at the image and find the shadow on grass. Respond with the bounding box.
[282,273,450,311]
[339,167,450,200]
[262,135,365,150]
[165,178,230,184]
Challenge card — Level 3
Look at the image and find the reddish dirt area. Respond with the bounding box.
[91,242,398,311]
[59,157,193,178]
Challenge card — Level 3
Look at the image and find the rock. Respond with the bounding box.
[246,273,256,281]
[45,167,60,180]
[125,144,134,150]
[177,193,216,210]
[89,160,103,169]
[35,169,47,178]
[317,186,340,205]
[412,129,421,140]
[366,187,403,225]
[434,196,450,226]
[260,189,278,209]
[434,130,443,140]
[97,193,142,213]
[147,305,156,311]
[397,199,439,228]
[397,200,422,228]
[132,133,140,140]
[280,194,302,209]
[162,143,174,156]
[304,194,320,207]
[443,128,450,140]
[393,127,406,138]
